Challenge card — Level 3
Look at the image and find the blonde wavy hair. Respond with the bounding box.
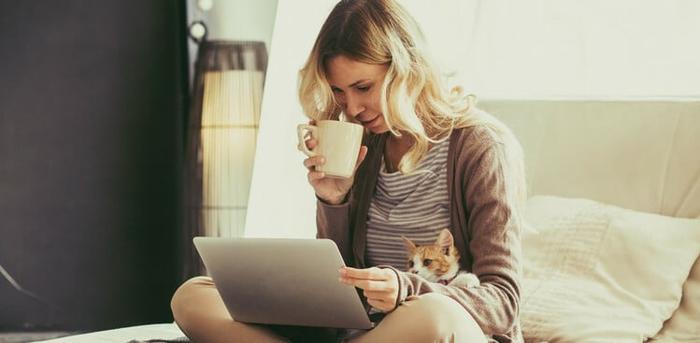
[299,0,524,195]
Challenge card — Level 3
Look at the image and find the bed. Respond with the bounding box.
[482,100,700,342]
[34,323,186,343]
[39,100,699,342]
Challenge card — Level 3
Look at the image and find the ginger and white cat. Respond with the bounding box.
[402,229,480,287]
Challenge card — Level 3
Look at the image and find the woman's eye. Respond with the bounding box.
[423,259,432,267]
[356,86,370,92]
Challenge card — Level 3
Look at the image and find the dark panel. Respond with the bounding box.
[0,0,187,331]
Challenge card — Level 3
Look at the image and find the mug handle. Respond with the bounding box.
[296,123,318,157]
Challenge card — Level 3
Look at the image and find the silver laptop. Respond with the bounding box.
[193,237,373,329]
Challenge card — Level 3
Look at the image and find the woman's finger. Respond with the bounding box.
[341,267,388,281]
[363,289,393,300]
[351,279,392,292]
[303,156,325,169]
[366,297,387,305]
[366,298,390,312]
[306,138,318,150]
[307,170,326,182]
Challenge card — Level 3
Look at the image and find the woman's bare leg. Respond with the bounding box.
[351,293,487,343]
[170,276,288,343]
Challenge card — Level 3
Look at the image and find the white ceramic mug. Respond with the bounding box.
[297,120,364,178]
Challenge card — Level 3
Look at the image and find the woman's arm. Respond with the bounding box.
[392,140,524,336]
[317,199,354,265]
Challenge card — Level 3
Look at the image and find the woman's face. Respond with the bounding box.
[326,55,390,134]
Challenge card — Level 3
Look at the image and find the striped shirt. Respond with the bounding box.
[365,138,451,271]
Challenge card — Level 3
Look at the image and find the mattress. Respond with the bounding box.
[34,323,188,343]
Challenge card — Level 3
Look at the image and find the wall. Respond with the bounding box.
[189,0,278,48]
[186,0,278,85]
[0,0,187,331]
[244,0,700,239]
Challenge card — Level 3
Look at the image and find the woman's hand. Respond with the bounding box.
[302,120,368,205]
[339,267,399,312]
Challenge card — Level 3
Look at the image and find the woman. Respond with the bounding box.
[171,0,526,342]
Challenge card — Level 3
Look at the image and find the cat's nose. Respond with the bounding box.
[411,270,418,274]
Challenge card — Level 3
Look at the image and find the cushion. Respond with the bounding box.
[520,195,700,342]
[649,255,700,341]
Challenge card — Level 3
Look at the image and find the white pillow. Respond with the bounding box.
[649,255,700,341]
[520,195,700,343]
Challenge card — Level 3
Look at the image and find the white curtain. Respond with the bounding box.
[245,0,700,239]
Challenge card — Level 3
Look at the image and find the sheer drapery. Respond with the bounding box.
[183,39,267,278]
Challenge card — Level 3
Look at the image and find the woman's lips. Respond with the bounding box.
[360,115,380,127]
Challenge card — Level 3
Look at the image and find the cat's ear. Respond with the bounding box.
[436,229,454,252]
[401,236,416,253]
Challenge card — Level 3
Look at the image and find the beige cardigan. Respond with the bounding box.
[317,124,524,343]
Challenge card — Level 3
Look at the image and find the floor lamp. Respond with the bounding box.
[184,22,267,277]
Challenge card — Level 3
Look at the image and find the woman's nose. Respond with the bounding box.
[344,95,364,118]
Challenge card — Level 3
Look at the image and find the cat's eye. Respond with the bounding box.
[408,260,414,268]
[423,259,432,267]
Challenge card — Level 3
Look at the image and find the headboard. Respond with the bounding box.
[481,100,700,219]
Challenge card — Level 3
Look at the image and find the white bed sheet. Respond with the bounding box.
[34,323,186,343]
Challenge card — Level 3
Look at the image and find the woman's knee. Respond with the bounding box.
[170,277,288,343]
[387,293,486,342]
[170,276,215,324]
